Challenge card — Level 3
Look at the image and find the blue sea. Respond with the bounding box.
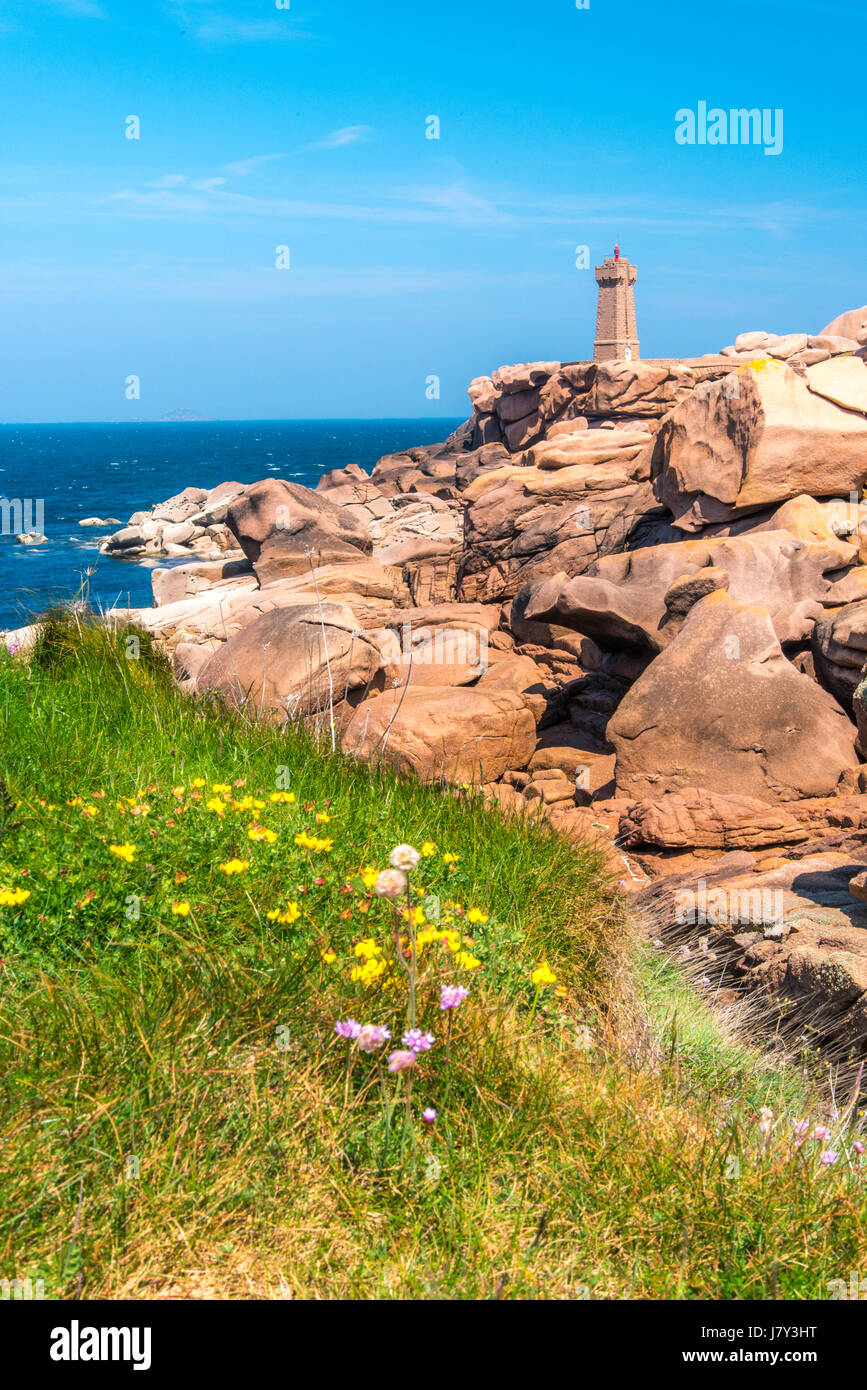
[0,420,461,630]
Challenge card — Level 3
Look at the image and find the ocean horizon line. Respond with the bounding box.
[0,416,465,428]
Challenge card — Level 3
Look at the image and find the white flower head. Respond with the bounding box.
[375,868,407,900]
[389,843,420,872]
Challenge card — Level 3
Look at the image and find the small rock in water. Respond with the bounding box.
[16,531,46,545]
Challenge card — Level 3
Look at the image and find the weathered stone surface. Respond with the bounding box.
[492,361,559,394]
[588,361,696,418]
[151,486,208,524]
[734,331,770,352]
[529,724,616,786]
[468,376,498,414]
[653,359,867,530]
[663,568,730,617]
[813,600,867,709]
[495,386,540,424]
[820,306,867,342]
[196,600,385,718]
[458,463,656,604]
[853,667,867,756]
[765,332,809,360]
[524,429,650,471]
[523,530,853,653]
[808,334,860,355]
[226,479,371,585]
[340,684,536,785]
[128,559,404,655]
[608,590,859,802]
[152,557,256,608]
[619,787,867,850]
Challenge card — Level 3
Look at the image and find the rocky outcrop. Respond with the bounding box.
[457,460,659,604]
[607,590,859,802]
[101,483,246,560]
[619,787,867,851]
[196,601,386,720]
[652,358,867,531]
[521,529,856,653]
[341,680,537,784]
[226,479,373,584]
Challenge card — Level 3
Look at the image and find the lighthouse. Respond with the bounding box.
[593,249,640,362]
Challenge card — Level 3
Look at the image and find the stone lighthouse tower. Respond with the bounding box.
[593,247,640,362]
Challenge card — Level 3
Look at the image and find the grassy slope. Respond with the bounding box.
[0,617,865,1300]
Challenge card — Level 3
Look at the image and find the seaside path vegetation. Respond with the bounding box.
[0,616,866,1299]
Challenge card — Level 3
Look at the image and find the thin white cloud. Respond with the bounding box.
[222,153,287,177]
[302,126,372,152]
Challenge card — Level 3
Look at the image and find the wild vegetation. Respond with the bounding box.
[0,616,865,1300]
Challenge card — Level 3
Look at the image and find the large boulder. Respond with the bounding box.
[457,461,661,604]
[226,480,372,585]
[820,306,867,342]
[522,530,855,653]
[195,600,385,719]
[340,683,536,784]
[653,358,867,531]
[587,361,697,418]
[607,589,860,802]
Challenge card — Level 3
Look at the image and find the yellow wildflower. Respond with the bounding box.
[172,901,191,917]
[266,902,301,925]
[531,962,557,987]
[171,786,185,798]
[315,811,331,823]
[192,778,206,788]
[320,949,336,964]
[353,937,381,960]
[211,782,232,794]
[219,858,249,875]
[421,841,437,857]
[466,907,488,924]
[457,950,482,970]
[0,887,31,906]
[248,823,277,843]
[269,790,296,804]
[443,852,459,864]
[350,957,388,985]
[206,797,227,815]
[400,904,425,927]
[81,804,98,818]
[294,831,333,853]
[109,843,136,863]
[360,866,379,890]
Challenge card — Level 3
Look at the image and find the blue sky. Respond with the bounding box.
[0,0,864,422]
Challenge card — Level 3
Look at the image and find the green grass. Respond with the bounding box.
[1,615,867,1300]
